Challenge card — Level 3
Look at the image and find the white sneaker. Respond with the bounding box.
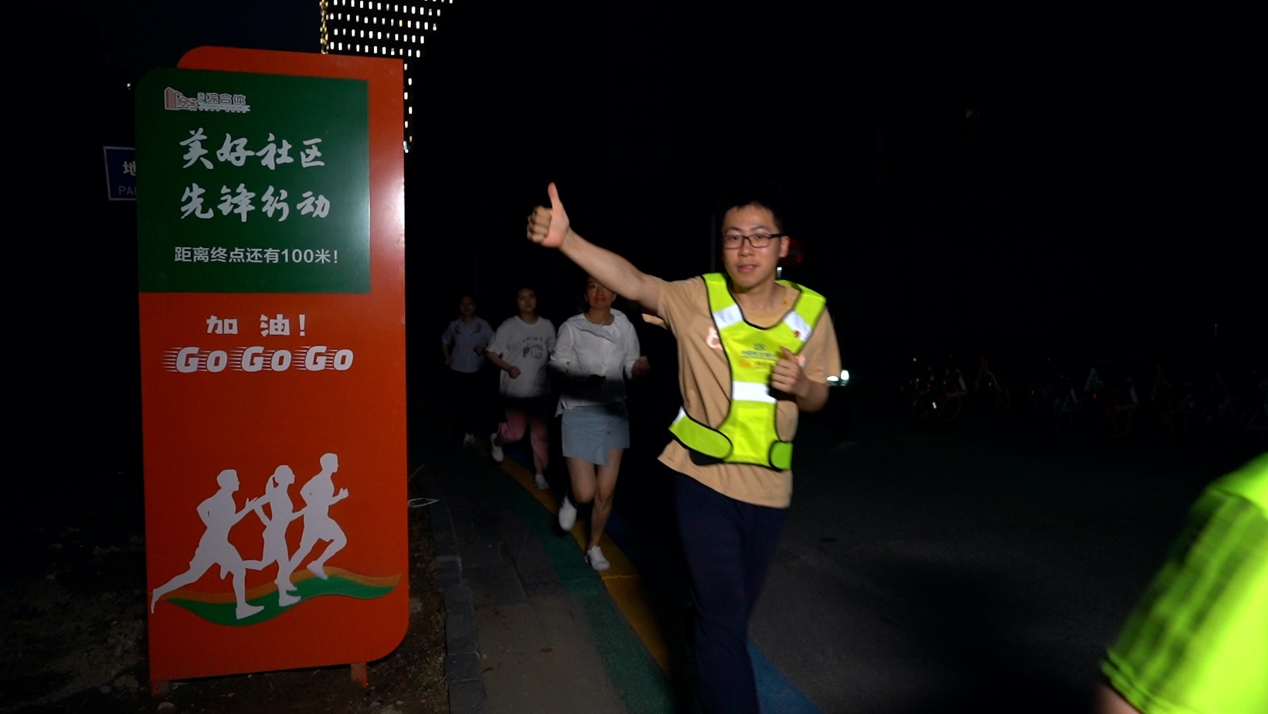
[558,496,577,531]
[489,432,504,462]
[586,546,610,572]
[534,473,549,490]
[461,433,474,447]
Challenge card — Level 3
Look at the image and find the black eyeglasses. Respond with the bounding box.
[722,233,785,250]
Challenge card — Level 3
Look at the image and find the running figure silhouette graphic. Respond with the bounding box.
[288,453,349,581]
[150,469,264,620]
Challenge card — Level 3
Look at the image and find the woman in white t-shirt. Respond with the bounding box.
[550,276,649,571]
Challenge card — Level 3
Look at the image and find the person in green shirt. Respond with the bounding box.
[1096,453,1267,714]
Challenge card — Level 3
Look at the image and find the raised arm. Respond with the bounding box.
[527,182,661,314]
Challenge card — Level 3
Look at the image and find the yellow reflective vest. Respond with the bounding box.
[669,273,826,470]
[1102,453,1268,714]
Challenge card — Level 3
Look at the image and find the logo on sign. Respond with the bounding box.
[164,87,252,113]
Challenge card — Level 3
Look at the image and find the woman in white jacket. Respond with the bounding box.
[551,276,649,570]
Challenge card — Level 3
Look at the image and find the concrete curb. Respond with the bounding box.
[420,468,489,714]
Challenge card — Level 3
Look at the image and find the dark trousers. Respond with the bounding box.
[674,472,789,714]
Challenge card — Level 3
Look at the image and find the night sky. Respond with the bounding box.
[42,2,1261,477]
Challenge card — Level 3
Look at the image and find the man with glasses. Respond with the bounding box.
[527,182,840,714]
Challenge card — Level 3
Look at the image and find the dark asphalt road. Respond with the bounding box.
[612,363,1255,713]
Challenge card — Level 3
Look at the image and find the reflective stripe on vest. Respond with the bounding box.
[669,273,826,469]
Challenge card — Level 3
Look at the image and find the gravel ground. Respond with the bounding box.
[1,474,448,714]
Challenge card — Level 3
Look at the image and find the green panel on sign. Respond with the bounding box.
[137,69,370,293]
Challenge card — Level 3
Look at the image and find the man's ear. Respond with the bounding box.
[778,234,790,259]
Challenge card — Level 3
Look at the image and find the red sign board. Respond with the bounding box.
[141,47,407,683]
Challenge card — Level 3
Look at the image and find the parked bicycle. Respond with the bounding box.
[902,356,964,421]
[1031,360,1138,438]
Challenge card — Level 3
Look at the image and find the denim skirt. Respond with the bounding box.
[560,402,629,466]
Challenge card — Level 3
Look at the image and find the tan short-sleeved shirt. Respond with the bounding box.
[655,276,841,508]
